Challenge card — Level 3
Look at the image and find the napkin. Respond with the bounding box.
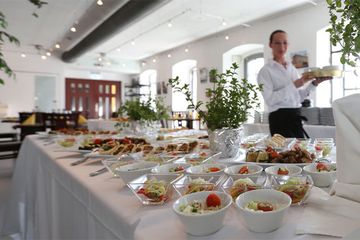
[332,93,360,185]
[296,187,360,237]
[296,94,360,237]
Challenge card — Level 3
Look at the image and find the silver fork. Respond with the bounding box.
[89,167,107,177]
[70,156,90,166]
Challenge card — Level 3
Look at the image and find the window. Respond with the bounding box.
[139,70,157,103]
[171,60,197,111]
[244,53,265,114]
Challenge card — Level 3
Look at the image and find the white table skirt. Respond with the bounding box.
[244,123,336,140]
[1,136,333,240]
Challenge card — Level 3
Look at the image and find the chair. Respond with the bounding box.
[0,133,21,160]
[14,112,45,141]
[42,112,80,130]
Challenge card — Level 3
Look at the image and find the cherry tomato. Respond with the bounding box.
[257,202,274,212]
[206,193,221,207]
[316,162,329,172]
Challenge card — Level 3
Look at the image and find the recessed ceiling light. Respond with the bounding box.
[167,21,172,28]
[116,48,121,52]
[70,26,77,32]
[41,55,47,60]
[55,43,60,49]
[97,0,103,6]
[225,35,229,40]
[98,57,102,62]
[222,20,227,26]
[131,40,135,46]
[185,48,189,53]
[46,51,51,56]
[152,59,156,63]
[21,53,26,58]
[142,61,146,66]
[167,54,172,58]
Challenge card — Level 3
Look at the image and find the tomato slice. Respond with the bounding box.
[239,166,249,174]
[208,167,221,172]
[277,168,289,175]
[257,202,274,212]
[316,162,329,172]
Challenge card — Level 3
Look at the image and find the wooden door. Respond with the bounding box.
[65,78,122,119]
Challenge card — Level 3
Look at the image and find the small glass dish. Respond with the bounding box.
[269,175,313,205]
[221,175,265,201]
[56,136,79,149]
[186,163,227,175]
[101,156,135,177]
[127,173,182,205]
[314,139,334,158]
[172,174,226,196]
[177,151,221,166]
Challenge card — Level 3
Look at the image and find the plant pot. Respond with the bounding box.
[208,127,243,159]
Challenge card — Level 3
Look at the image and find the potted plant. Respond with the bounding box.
[116,97,170,135]
[327,0,359,67]
[168,63,262,158]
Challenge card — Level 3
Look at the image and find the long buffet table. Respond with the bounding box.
[1,135,335,240]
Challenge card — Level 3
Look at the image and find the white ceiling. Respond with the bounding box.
[1,0,322,74]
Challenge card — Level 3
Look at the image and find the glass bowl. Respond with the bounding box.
[269,175,313,205]
[172,174,226,196]
[224,164,263,180]
[186,163,227,175]
[101,156,135,177]
[127,173,182,205]
[221,176,265,201]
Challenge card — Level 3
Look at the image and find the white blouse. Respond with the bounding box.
[257,59,315,113]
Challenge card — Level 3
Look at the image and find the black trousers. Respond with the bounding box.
[268,108,308,138]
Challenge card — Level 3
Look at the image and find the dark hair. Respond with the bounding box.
[269,30,287,44]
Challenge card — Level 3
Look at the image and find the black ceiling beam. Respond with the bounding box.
[61,0,169,63]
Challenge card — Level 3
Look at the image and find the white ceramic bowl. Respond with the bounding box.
[173,191,232,236]
[265,165,302,177]
[151,163,191,174]
[303,163,336,187]
[186,163,227,175]
[224,164,263,180]
[113,161,158,183]
[235,189,291,233]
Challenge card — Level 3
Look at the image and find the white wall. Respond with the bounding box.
[0,52,132,117]
[141,2,331,108]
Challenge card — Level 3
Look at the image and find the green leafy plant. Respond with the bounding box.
[168,62,263,131]
[117,97,169,122]
[326,0,360,66]
[0,0,47,85]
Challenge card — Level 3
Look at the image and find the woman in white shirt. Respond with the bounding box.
[257,30,331,138]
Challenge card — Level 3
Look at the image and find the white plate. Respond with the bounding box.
[216,153,312,167]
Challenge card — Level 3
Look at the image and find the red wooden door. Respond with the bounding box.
[65,78,122,119]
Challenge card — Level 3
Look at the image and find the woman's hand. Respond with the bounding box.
[312,76,333,86]
[294,75,314,88]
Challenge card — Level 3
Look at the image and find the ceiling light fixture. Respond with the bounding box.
[21,53,26,58]
[152,58,156,63]
[97,0,103,6]
[167,54,172,58]
[225,35,229,40]
[141,61,146,66]
[222,19,227,26]
[185,48,189,53]
[110,9,191,54]
[70,26,77,32]
[55,43,61,49]
[46,51,52,56]
[41,55,47,60]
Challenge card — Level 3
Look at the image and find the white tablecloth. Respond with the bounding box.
[1,136,336,240]
[244,123,336,140]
